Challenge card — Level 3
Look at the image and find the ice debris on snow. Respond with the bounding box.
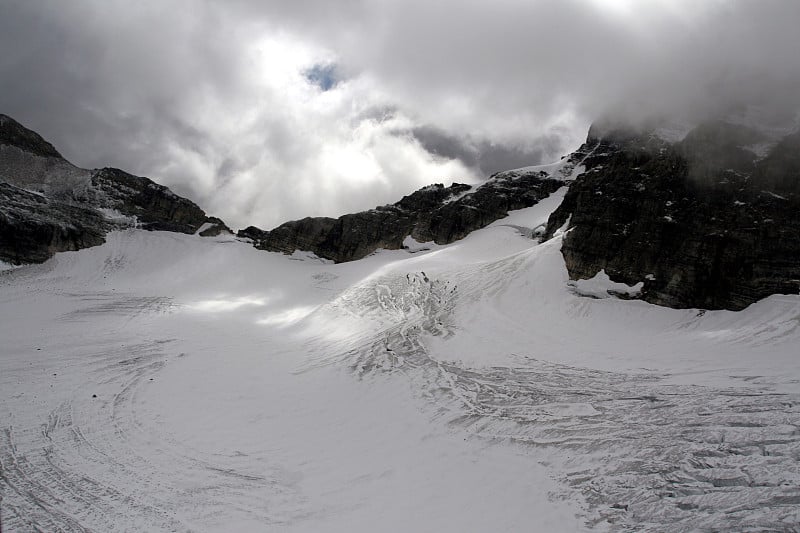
[403,235,438,253]
[568,269,644,299]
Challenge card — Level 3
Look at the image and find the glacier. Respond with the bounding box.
[1,191,799,532]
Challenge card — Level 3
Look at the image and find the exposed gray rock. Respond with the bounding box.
[0,143,91,200]
[88,167,213,234]
[544,118,800,310]
[0,182,107,264]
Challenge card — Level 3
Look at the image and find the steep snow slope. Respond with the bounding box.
[1,188,799,531]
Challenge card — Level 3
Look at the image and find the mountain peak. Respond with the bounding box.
[0,114,63,159]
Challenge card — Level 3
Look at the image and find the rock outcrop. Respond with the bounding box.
[0,182,107,264]
[545,116,800,310]
[0,114,229,264]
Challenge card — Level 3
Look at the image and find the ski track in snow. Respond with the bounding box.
[0,298,287,532]
[1,217,799,531]
[0,236,309,532]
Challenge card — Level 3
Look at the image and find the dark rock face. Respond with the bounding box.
[7,112,795,311]
[545,121,800,310]
[0,183,107,264]
[0,114,229,264]
[410,176,557,244]
[240,176,564,263]
[89,168,212,234]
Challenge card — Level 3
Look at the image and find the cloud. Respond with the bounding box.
[1,0,799,229]
[262,0,800,131]
[0,1,480,228]
[409,125,565,176]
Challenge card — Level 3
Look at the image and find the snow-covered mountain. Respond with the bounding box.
[1,113,799,532]
[5,111,799,310]
[0,114,228,265]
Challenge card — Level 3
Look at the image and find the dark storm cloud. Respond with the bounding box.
[261,0,800,127]
[410,126,565,176]
[1,0,799,228]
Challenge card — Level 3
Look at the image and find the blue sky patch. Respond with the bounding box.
[304,63,339,91]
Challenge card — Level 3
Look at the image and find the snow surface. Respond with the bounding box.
[496,157,586,182]
[1,190,799,532]
[567,269,643,299]
[402,235,439,253]
[0,260,21,272]
[491,143,597,183]
[193,221,216,235]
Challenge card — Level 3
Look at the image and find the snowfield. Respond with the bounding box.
[1,190,799,532]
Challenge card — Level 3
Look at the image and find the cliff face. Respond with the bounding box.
[545,118,800,310]
[0,114,229,264]
[0,182,108,264]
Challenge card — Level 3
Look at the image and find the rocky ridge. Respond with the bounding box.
[238,146,592,263]
[0,114,228,265]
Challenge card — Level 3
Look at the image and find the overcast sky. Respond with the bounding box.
[2,0,799,229]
